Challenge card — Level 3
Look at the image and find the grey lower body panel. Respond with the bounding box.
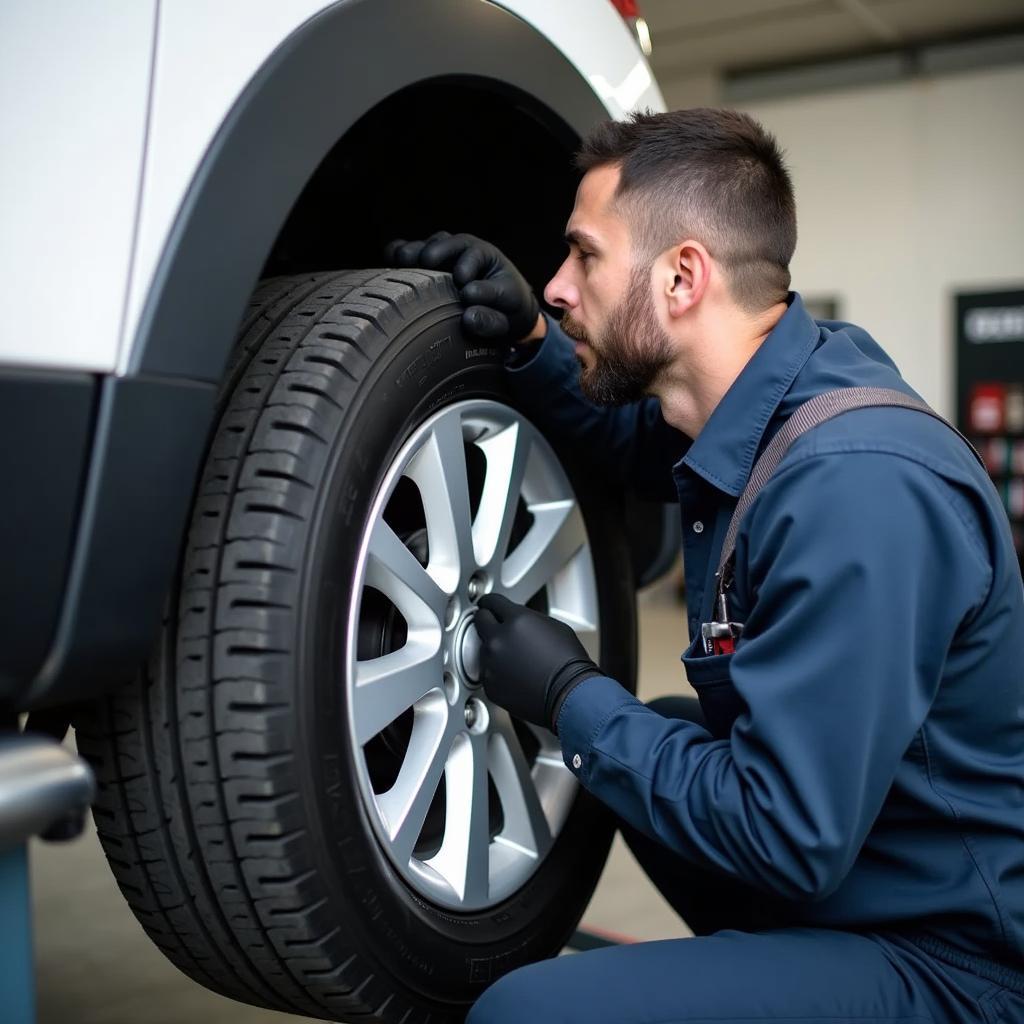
[0,367,216,711]
[0,368,96,699]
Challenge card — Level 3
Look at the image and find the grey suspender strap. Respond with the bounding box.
[714,386,985,597]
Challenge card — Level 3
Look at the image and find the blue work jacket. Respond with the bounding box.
[506,293,1024,976]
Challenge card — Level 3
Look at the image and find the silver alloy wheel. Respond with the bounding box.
[346,399,600,911]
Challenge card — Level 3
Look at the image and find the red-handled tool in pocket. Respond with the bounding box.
[701,577,744,656]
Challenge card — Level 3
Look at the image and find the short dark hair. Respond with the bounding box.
[576,108,797,313]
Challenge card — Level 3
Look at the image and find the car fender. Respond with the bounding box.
[123,0,663,382]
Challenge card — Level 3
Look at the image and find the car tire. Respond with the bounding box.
[75,269,637,1023]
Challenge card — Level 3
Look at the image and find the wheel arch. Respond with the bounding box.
[129,0,610,383]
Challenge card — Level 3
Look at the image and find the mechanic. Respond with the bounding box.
[387,108,1024,1024]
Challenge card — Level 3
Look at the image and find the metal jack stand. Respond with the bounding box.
[0,731,95,1024]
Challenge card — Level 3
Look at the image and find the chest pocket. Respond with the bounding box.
[681,636,746,740]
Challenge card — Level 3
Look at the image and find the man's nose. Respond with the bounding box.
[544,261,579,311]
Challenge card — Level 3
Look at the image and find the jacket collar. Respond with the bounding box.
[677,292,820,497]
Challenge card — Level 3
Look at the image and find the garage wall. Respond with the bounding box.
[732,64,1024,415]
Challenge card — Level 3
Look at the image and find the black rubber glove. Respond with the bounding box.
[474,594,601,733]
[385,231,541,345]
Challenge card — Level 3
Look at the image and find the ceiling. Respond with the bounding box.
[642,0,1024,92]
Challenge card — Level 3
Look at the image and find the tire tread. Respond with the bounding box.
[76,269,458,1022]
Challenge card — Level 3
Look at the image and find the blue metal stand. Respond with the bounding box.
[0,844,34,1024]
[0,731,95,1024]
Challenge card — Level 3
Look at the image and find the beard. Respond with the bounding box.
[560,265,673,407]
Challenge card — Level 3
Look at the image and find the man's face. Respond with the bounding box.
[544,165,673,406]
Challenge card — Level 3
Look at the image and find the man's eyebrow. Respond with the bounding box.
[564,228,602,251]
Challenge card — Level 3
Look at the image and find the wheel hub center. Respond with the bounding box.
[453,612,482,686]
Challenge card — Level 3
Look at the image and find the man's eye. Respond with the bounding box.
[576,251,593,263]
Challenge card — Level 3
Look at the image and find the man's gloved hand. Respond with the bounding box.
[474,594,601,733]
[385,232,542,346]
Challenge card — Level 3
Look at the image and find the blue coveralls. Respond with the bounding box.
[468,294,1024,1024]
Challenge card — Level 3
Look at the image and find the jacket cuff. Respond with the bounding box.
[504,313,579,381]
[555,675,642,784]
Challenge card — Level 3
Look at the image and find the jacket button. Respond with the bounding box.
[693,521,704,534]
[572,754,582,769]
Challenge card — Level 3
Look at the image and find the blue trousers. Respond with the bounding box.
[468,698,1024,1024]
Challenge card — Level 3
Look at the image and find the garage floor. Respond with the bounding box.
[31,574,694,1023]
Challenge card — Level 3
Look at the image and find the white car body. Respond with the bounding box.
[0,0,663,375]
[2,0,673,716]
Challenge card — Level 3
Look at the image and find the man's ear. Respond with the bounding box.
[664,241,711,319]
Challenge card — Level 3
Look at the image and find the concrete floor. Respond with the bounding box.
[30,574,694,1023]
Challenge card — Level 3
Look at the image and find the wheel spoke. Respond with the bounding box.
[426,730,491,904]
[526,719,561,755]
[406,412,475,587]
[500,500,587,605]
[366,518,447,626]
[489,710,553,859]
[378,706,455,868]
[353,642,441,744]
[547,607,600,663]
[473,423,531,571]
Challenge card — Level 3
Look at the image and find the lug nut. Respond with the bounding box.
[463,697,488,734]
[467,572,488,602]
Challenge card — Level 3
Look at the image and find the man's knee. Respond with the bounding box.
[467,964,545,1024]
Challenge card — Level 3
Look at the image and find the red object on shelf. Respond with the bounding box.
[969,383,1007,434]
[1005,385,1024,433]
[982,437,1010,475]
[610,0,641,17]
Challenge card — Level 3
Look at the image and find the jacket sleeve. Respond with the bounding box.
[555,451,993,900]
[505,315,689,501]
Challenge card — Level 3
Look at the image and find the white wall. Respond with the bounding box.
[736,65,1024,415]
